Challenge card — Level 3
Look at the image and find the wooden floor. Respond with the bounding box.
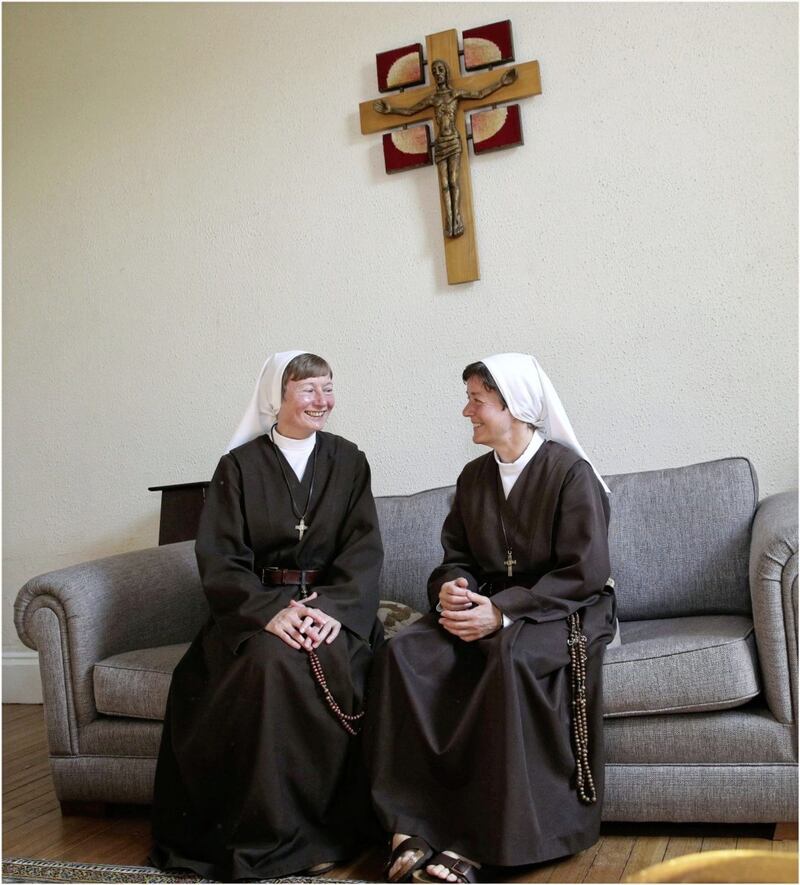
[3,704,797,882]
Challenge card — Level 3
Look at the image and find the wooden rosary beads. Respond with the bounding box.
[568,611,597,804]
[307,648,365,737]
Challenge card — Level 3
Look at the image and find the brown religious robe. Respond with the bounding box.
[364,440,616,868]
[150,431,384,881]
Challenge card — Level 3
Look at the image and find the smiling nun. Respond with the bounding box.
[365,353,617,884]
[150,351,384,881]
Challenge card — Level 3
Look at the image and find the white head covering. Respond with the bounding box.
[226,350,307,452]
[480,353,610,494]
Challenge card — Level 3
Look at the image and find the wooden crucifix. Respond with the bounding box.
[359,28,541,285]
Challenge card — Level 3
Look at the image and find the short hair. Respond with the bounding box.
[462,361,508,410]
[281,353,332,399]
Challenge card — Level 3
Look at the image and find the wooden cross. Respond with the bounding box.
[359,29,541,285]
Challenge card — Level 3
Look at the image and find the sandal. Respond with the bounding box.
[412,851,480,884]
[386,836,435,883]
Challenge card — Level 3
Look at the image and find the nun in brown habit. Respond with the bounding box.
[364,353,617,884]
[150,350,384,881]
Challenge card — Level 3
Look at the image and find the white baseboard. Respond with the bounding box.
[3,651,43,703]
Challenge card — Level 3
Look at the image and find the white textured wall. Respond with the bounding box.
[4,3,797,650]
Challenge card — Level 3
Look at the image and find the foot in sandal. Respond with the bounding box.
[387,834,435,883]
[412,851,479,883]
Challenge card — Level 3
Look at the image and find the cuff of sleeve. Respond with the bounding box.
[311,595,370,642]
[502,614,513,628]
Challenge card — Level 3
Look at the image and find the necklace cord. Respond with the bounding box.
[495,471,516,577]
[270,424,318,529]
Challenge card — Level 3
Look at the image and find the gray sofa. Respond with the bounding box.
[15,456,798,825]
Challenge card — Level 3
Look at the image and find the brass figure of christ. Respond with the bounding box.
[374,60,517,238]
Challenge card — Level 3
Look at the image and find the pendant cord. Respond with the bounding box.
[495,471,516,576]
[269,424,318,527]
[495,471,510,549]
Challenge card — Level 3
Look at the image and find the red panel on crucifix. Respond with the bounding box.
[470,105,523,155]
[462,20,515,71]
[376,43,425,92]
[382,124,433,174]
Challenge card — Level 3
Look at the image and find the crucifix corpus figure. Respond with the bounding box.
[374,61,517,238]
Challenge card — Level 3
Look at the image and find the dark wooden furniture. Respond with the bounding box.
[148,482,209,545]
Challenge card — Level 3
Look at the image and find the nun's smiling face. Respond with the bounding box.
[462,376,514,450]
[277,375,335,439]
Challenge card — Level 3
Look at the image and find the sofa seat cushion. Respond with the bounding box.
[603,615,760,718]
[94,600,426,720]
[94,642,188,720]
[95,612,760,724]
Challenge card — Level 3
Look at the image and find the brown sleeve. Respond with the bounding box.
[426,475,480,611]
[310,452,384,641]
[490,460,611,623]
[195,454,287,654]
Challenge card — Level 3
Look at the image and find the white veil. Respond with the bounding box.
[481,353,610,494]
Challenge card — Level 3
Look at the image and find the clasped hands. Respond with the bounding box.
[438,577,502,642]
[265,592,342,651]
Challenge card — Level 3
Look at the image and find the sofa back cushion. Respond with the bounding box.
[374,457,758,620]
[375,486,454,612]
[605,457,757,620]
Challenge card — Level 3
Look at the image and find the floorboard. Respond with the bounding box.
[662,835,703,862]
[619,836,669,881]
[3,704,797,883]
[583,835,636,882]
[545,838,604,883]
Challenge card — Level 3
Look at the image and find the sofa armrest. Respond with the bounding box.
[749,491,798,725]
[14,541,208,731]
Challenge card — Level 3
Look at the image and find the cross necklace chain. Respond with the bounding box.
[496,475,517,578]
[270,425,318,540]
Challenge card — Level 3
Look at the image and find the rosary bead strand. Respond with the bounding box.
[307,649,365,737]
[568,611,597,804]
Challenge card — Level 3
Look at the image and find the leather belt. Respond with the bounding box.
[261,567,321,587]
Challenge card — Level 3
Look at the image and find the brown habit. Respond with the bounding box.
[365,441,616,867]
[150,432,384,881]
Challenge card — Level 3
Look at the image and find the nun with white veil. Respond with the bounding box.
[365,353,617,884]
[150,351,384,881]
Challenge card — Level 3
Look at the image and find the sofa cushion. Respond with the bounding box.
[372,459,758,621]
[94,642,187,720]
[95,612,761,724]
[376,487,454,613]
[603,615,760,717]
[604,707,795,764]
[94,600,427,720]
[603,458,757,620]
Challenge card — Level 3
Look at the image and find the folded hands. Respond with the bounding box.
[438,578,502,642]
[265,592,342,650]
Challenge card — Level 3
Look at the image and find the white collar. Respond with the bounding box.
[271,428,316,453]
[270,428,316,482]
[494,430,545,498]
[494,428,544,472]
